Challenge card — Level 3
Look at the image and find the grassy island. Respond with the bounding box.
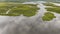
[43,3,60,7]
[0,3,39,17]
[42,12,56,21]
[46,7,60,14]
[43,3,55,6]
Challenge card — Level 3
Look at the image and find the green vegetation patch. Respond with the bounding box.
[46,7,60,13]
[43,3,60,7]
[43,3,55,6]
[10,4,39,17]
[0,3,39,17]
[42,12,56,21]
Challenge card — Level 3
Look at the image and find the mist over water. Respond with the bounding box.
[0,1,60,34]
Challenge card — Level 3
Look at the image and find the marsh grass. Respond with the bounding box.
[46,7,60,13]
[43,3,60,7]
[0,3,39,17]
[44,3,60,14]
[42,3,60,21]
[42,12,56,21]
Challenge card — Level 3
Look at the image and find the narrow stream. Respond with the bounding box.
[6,9,11,14]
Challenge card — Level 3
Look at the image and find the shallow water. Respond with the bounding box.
[0,1,60,34]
